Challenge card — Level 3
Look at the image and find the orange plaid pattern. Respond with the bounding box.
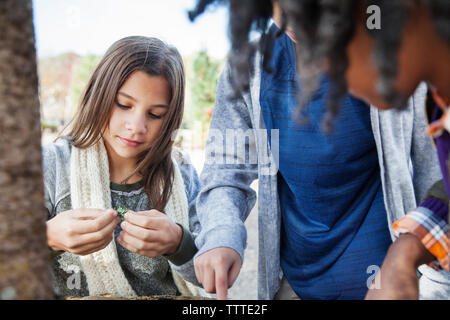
[393,207,450,271]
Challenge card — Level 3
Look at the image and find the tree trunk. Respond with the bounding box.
[0,0,53,299]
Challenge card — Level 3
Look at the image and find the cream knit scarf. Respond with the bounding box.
[70,137,199,297]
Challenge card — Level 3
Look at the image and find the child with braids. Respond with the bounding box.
[277,0,450,300]
[190,0,450,299]
[188,0,444,300]
[342,0,450,300]
[43,36,203,298]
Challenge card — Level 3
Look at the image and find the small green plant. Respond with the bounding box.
[114,207,129,221]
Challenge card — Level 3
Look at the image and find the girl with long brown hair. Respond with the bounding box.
[42,36,204,298]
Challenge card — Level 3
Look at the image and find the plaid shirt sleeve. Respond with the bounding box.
[393,198,450,271]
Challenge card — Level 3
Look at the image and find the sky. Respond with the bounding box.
[32,0,231,59]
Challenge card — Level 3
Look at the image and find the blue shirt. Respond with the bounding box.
[260,24,392,299]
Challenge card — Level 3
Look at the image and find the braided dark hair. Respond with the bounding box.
[189,0,275,96]
[189,0,450,132]
[281,0,357,132]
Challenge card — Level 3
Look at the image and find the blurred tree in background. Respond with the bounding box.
[189,49,220,123]
[185,49,221,147]
[70,54,101,112]
[38,52,80,131]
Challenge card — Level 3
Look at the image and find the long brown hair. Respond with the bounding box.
[63,36,185,211]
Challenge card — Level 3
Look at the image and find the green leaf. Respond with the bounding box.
[114,207,129,221]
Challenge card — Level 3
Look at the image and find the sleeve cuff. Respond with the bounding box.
[164,224,198,266]
[393,205,450,271]
[194,226,246,264]
[419,197,448,222]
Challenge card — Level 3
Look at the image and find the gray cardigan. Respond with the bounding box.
[194,51,449,299]
[42,138,202,298]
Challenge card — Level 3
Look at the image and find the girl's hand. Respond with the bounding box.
[47,209,120,256]
[116,209,183,258]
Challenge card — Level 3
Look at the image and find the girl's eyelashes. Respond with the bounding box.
[116,102,131,110]
[148,112,163,119]
[116,101,163,119]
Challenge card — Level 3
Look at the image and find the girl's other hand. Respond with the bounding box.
[116,209,183,258]
[46,208,120,256]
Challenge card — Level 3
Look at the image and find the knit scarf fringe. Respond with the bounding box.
[70,138,200,297]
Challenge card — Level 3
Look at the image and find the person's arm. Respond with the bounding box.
[167,155,204,287]
[42,143,63,258]
[408,84,449,272]
[366,180,449,299]
[43,177,65,259]
[194,62,259,299]
[392,180,449,272]
[366,85,449,299]
[365,233,435,299]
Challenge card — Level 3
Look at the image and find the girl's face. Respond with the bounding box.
[102,70,171,165]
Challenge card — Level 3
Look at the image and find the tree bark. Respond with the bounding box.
[0,0,53,299]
